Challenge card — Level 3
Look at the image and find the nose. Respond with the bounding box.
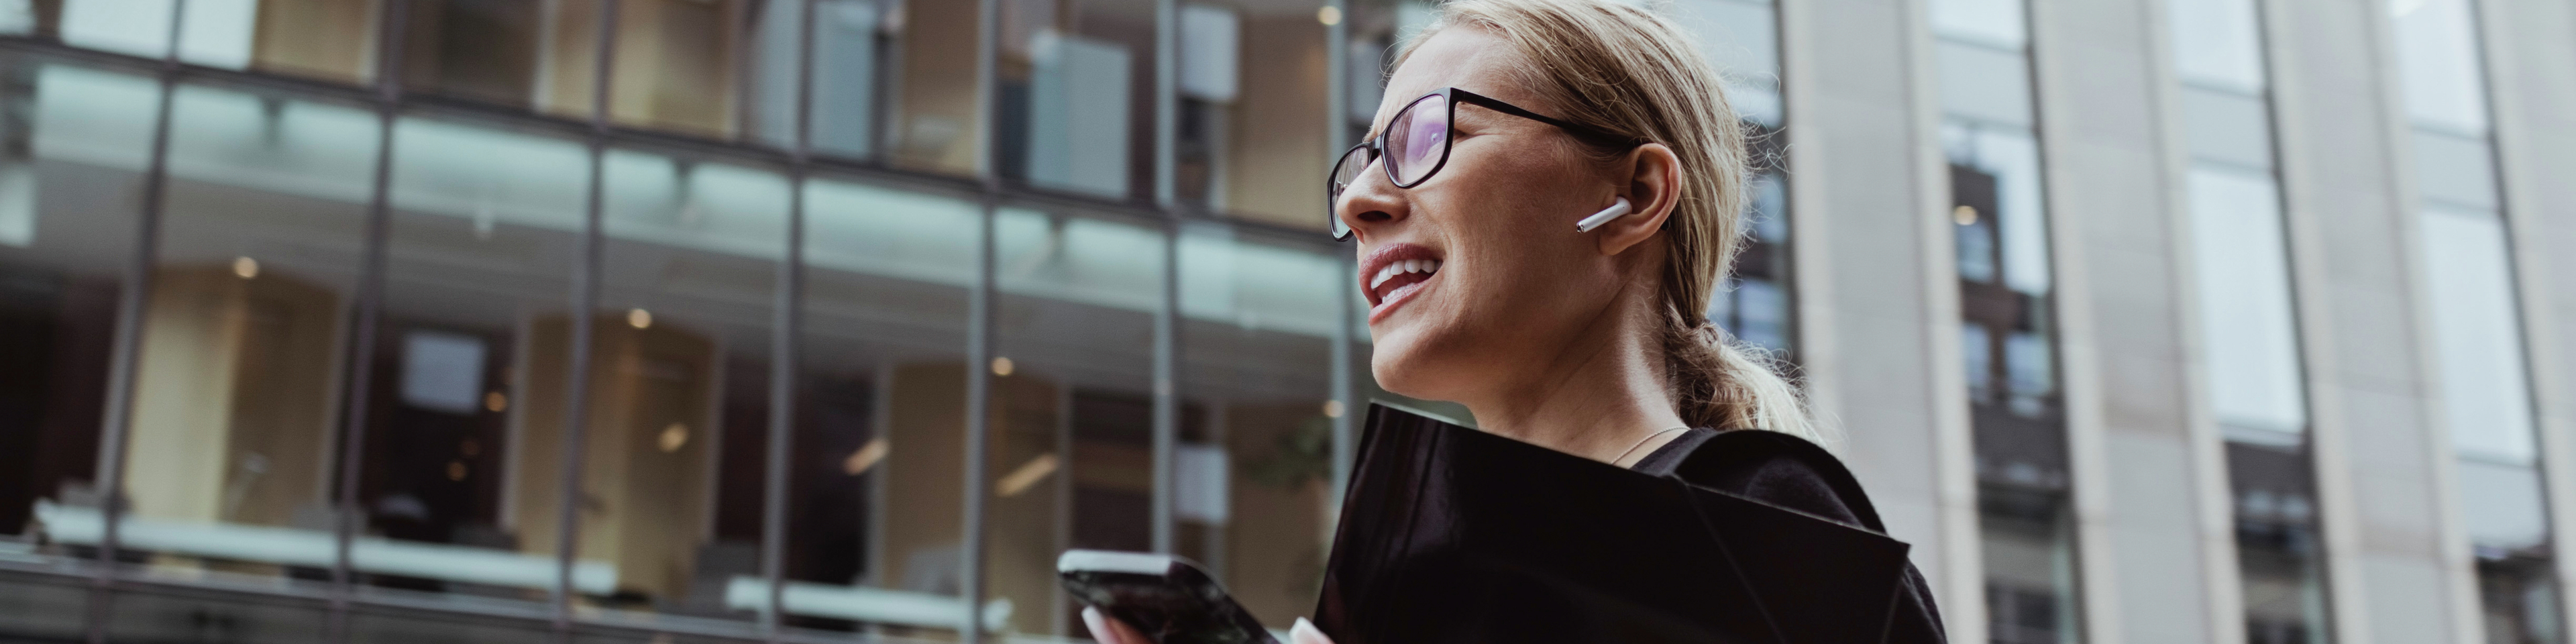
[1335,155,1407,243]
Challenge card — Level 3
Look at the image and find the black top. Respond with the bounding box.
[1633,429,1950,644]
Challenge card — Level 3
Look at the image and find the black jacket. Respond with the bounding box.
[1635,428,1949,644]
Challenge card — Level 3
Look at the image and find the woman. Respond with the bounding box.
[1092,0,1944,641]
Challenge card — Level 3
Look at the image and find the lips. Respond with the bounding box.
[1358,243,1443,318]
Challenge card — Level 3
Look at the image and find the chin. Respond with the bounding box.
[1366,319,1473,404]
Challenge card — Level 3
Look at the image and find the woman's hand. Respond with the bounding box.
[1078,607,1336,644]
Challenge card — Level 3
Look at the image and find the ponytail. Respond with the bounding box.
[1418,0,1833,448]
[1661,304,1831,445]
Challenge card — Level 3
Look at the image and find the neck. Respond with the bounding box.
[1458,299,1690,465]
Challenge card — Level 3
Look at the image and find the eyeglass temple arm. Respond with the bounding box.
[1448,89,1640,147]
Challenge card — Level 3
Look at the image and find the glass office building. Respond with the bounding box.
[5,0,2576,643]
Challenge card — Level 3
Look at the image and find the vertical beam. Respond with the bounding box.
[1778,0,1984,635]
[1324,0,1356,513]
[551,0,619,639]
[328,0,411,641]
[86,1,189,642]
[964,0,1000,640]
[2477,0,2576,627]
[2029,0,2241,636]
[2253,0,2375,639]
[759,1,820,641]
[1150,0,1182,558]
[1153,228,1178,555]
[2267,0,2475,638]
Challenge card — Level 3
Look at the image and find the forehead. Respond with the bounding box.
[1377,28,1533,127]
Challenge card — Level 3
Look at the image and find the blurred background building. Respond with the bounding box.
[0,0,2571,643]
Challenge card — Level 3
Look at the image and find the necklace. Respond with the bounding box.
[1611,425,1693,466]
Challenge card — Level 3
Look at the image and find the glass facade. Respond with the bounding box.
[0,1,1362,641]
[1928,0,2081,640]
[5,0,2567,641]
[2387,0,2562,640]
[2167,0,2334,639]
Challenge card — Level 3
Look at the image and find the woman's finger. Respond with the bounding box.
[1082,606,1149,644]
[1289,617,1336,644]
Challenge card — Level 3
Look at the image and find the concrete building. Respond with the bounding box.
[0,0,2569,643]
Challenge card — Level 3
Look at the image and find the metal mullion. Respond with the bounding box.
[84,1,189,642]
[1150,0,1180,560]
[326,1,413,640]
[1153,223,1179,555]
[758,0,819,641]
[963,0,1000,641]
[551,0,619,639]
[1324,0,1355,512]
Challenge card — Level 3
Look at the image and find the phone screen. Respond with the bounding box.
[1059,551,1278,644]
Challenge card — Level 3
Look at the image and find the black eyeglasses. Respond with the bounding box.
[1328,87,1639,240]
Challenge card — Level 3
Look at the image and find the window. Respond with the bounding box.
[2387,0,2559,638]
[1926,0,2084,638]
[2166,0,2336,637]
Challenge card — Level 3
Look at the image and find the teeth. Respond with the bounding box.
[1367,259,1442,291]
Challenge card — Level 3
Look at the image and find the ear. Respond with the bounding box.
[1594,142,1682,257]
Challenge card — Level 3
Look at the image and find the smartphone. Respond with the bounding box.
[1057,549,1279,644]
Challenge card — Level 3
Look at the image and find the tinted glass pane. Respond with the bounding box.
[2167,0,2267,91]
[786,176,977,635]
[561,150,790,631]
[2412,130,2500,211]
[748,0,882,159]
[400,0,547,108]
[892,0,989,174]
[0,56,143,584]
[2421,209,2537,464]
[122,80,376,590]
[2390,0,2491,133]
[2187,168,2304,438]
[990,206,1163,636]
[2182,85,2275,171]
[1178,227,1342,629]
[1199,0,1334,229]
[357,114,586,608]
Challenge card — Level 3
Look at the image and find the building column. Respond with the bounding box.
[2477,0,2576,628]
[1779,0,1985,637]
[2026,0,2230,639]
[2267,0,2477,639]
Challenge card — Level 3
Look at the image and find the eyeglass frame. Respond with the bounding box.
[1328,87,1644,241]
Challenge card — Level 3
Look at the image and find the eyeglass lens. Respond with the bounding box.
[1330,93,1452,239]
[1389,93,1450,186]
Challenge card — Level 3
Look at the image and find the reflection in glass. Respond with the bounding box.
[1179,226,1343,629]
[360,114,588,606]
[399,0,545,108]
[892,0,987,174]
[564,150,790,627]
[1177,0,1336,229]
[1930,0,2080,637]
[761,177,985,636]
[116,80,376,590]
[989,207,1165,637]
[537,0,747,137]
[749,0,883,158]
[1002,0,1139,199]
[0,58,144,592]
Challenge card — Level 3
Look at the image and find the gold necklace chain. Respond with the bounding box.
[1611,425,1693,466]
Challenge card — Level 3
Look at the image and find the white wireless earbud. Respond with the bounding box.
[1573,197,1633,233]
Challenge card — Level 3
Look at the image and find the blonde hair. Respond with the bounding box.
[1398,0,1827,444]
